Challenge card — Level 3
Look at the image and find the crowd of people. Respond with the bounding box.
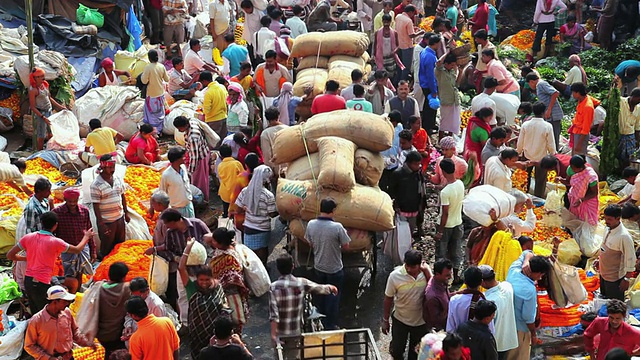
[8,0,640,358]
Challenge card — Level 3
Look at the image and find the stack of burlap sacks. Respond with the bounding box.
[290,31,372,121]
[272,110,396,252]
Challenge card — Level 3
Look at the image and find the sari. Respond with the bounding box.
[143,95,166,133]
[568,167,599,225]
[463,116,491,185]
[210,247,249,332]
[560,23,592,54]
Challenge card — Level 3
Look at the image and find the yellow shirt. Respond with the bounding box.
[85,127,118,156]
[141,62,169,98]
[231,75,253,92]
[373,10,395,32]
[618,96,640,135]
[203,82,228,123]
[217,157,244,202]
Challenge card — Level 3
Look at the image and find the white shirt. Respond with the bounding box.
[516,117,556,162]
[501,209,536,237]
[184,49,205,76]
[565,65,583,85]
[471,93,497,125]
[631,174,640,201]
[285,16,308,38]
[124,291,168,332]
[489,92,520,126]
[534,0,566,24]
[601,223,636,281]
[485,282,518,352]
[168,68,192,94]
[384,266,427,327]
[483,156,512,192]
[255,27,277,58]
[446,293,495,333]
[160,164,193,208]
[209,0,231,36]
[243,10,264,45]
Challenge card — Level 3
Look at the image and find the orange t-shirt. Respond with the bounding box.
[572,95,601,135]
[129,315,179,360]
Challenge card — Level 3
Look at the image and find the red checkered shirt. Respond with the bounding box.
[269,274,333,337]
[52,203,95,259]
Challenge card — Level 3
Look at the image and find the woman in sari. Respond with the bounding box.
[559,15,592,55]
[124,124,159,164]
[206,227,249,335]
[229,153,261,235]
[463,107,494,186]
[565,155,599,225]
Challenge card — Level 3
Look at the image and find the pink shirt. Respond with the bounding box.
[486,60,519,94]
[19,232,69,283]
[431,155,469,185]
[394,13,415,49]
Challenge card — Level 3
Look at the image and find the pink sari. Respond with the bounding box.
[568,167,599,225]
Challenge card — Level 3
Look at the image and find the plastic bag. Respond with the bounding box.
[236,244,270,297]
[77,281,103,339]
[0,319,28,359]
[554,261,587,304]
[383,215,412,265]
[561,208,604,257]
[49,110,81,147]
[463,185,517,227]
[197,119,221,149]
[149,255,169,296]
[0,108,14,133]
[543,188,564,228]
[77,4,104,28]
[187,241,208,265]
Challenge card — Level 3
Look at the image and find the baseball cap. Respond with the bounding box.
[47,285,76,301]
[478,265,495,280]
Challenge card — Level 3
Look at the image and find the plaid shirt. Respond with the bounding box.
[185,119,210,174]
[165,217,210,259]
[23,196,49,234]
[162,0,188,25]
[53,203,96,259]
[188,283,228,344]
[269,274,333,336]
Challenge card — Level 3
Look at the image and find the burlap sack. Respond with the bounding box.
[361,51,370,63]
[271,110,394,164]
[286,153,320,180]
[327,61,362,90]
[293,68,328,97]
[290,31,370,58]
[289,218,372,252]
[328,55,367,69]
[298,56,329,70]
[354,149,384,186]
[276,179,394,231]
[316,137,356,192]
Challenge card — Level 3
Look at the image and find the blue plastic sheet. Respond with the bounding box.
[69,57,97,98]
[126,5,142,51]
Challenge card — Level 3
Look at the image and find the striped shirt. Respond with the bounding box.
[185,119,209,173]
[235,188,276,232]
[90,175,126,222]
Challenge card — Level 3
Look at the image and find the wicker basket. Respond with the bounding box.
[456,55,471,66]
[451,43,472,57]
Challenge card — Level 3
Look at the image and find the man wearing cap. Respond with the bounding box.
[7,212,94,313]
[53,188,94,293]
[24,285,95,360]
[90,153,130,259]
[480,264,518,359]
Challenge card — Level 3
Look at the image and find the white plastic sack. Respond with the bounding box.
[463,185,517,227]
[125,208,152,240]
[383,215,412,265]
[236,244,270,297]
[75,86,143,138]
[0,107,14,133]
[149,254,169,296]
[187,241,208,265]
[0,319,28,360]
[561,208,604,257]
[14,50,76,87]
[554,261,587,304]
[165,100,198,135]
[49,110,81,147]
[76,281,102,339]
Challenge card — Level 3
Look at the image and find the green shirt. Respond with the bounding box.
[186,279,197,300]
[471,125,490,143]
[346,98,373,113]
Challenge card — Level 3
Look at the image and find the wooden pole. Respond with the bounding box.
[25,0,34,71]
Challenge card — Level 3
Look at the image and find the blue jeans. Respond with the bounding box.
[314,269,344,330]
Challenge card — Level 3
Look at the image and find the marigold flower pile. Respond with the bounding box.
[93,240,153,282]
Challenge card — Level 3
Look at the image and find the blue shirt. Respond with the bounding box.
[615,60,640,83]
[506,250,537,333]
[419,47,438,94]
[534,80,564,121]
[222,44,249,77]
[273,96,302,126]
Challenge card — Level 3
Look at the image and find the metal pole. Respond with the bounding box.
[25,0,34,71]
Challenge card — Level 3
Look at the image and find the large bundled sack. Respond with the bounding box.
[75,86,144,139]
[14,50,76,87]
[164,100,198,135]
[327,60,363,89]
[328,55,368,69]
[271,110,394,164]
[316,137,356,192]
[276,179,394,231]
[289,218,372,252]
[290,31,370,58]
[293,68,328,97]
[462,185,517,227]
[287,153,320,180]
[354,149,384,186]
[115,47,150,79]
[298,56,329,70]
[48,110,81,148]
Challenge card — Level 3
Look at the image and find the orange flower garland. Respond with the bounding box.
[460,109,472,131]
[72,339,105,360]
[419,16,435,32]
[538,270,599,328]
[93,240,153,282]
[501,29,536,51]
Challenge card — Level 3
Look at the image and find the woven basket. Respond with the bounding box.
[451,43,472,57]
[456,55,471,66]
